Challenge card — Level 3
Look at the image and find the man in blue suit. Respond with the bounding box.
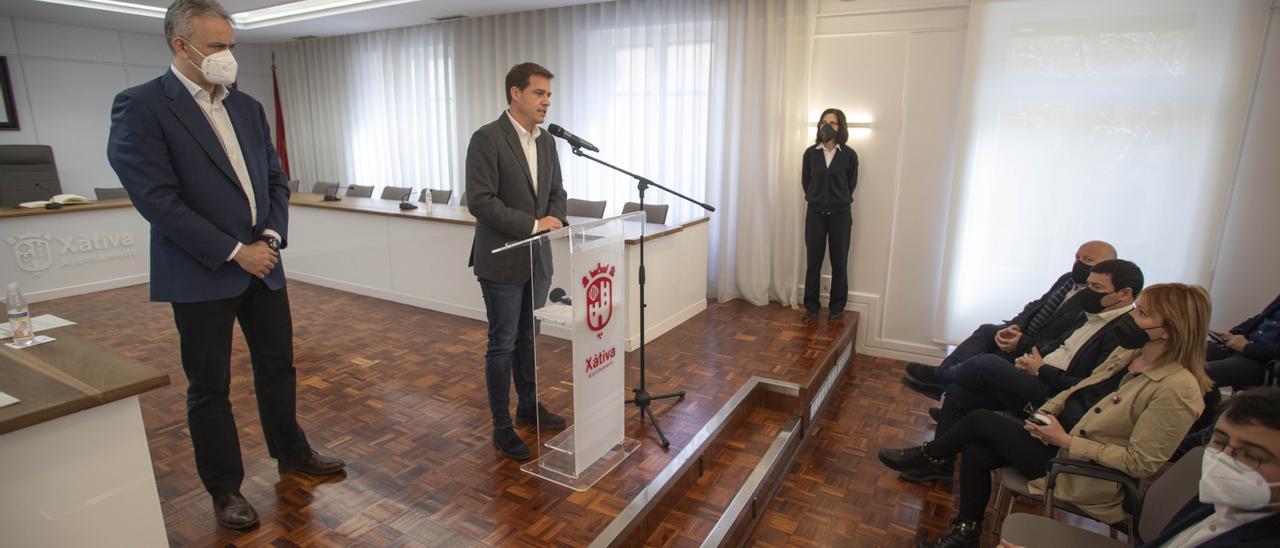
[1139,387,1280,547]
[107,0,342,530]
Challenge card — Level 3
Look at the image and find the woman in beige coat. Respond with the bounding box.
[881,283,1213,548]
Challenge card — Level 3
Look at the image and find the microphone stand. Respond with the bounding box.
[569,146,715,448]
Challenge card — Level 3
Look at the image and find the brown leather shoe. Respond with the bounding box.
[278,449,345,476]
[213,492,259,530]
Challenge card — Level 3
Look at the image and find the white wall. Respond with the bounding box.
[0,17,275,199]
[809,0,968,362]
[811,0,1280,363]
[1209,6,1280,329]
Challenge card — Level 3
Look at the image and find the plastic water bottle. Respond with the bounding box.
[6,282,34,347]
[423,188,433,212]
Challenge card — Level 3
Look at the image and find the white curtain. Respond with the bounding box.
[936,0,1272,342]
[275,0,817,305]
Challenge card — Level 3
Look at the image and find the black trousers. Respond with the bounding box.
[171,277,310,498]
[930,409,1059,522]
[936,354,1051,438]
[1205,342,1270,388]
[804,205,852,313]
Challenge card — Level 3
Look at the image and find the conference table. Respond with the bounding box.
[0,330,170,547]
[0,194,710,351]
[0,199,150,302]
[286,193,710,351]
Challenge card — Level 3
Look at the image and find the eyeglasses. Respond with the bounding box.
[1206,438,1269,471]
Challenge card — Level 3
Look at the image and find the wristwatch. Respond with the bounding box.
[258,235,281,251]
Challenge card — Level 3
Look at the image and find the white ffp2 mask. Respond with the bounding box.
[1199,448,1279,510]
[182,40,238,86]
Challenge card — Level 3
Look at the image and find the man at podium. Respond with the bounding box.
[465,62,570,460]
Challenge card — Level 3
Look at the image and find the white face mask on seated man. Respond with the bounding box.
[1199,445,1280,511]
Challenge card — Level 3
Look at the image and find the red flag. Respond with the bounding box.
[272,59,290,178]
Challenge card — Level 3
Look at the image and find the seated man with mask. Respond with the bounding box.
[903,240,1117,400]
[1001,387,1280,548]
[894,259,1143,483]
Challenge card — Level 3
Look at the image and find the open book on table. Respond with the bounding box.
[16,194,92,208]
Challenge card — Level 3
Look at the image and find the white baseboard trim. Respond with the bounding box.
[627,298,708,351]
[800,281,948,365]
[286,272,487,324]
[26,274,150,303]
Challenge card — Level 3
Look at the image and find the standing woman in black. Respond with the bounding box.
[803,108,859,319]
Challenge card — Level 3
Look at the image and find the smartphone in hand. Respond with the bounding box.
[1026,413,1051,427]
[1208,331,1227,345]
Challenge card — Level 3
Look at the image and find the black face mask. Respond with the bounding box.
[1115,315,1163,349]
[1071,260,1091,285]
[817,124,838,143]
[1078,288,1114,314]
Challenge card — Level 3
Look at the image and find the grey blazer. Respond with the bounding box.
[465,114,568,285]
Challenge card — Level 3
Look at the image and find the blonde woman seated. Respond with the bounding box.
[878,284,1213,548]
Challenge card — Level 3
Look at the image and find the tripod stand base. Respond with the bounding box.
[626,388,686,448]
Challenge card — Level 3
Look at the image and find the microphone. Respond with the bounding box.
[34,182,62,209]
[321,184,353,202]
[549,287,571,306]
[398,189,422,210]
[547,124,599,153]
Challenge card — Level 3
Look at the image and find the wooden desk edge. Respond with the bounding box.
[0,373,169,435]
[291,193,711,244]
[0,199,135,219]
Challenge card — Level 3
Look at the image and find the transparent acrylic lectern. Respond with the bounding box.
[492,211,645,491]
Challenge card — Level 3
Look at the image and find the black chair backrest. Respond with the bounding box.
[95,187,129,201]
[0,145,62,207]
[621,201,669,224]
[422,189,452,205]
[381,186,411,200]
[567,198,607,218]
[313,181,339,196]
[346,185,374,198]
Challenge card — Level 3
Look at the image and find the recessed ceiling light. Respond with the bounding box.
[32,0,166,19]
[233,0,426,29]
[30,0,437,30]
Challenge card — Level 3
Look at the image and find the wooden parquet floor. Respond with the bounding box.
[31,281,1090,547]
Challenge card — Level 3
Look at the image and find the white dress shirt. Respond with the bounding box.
[1040,304,1132,370]
[817,143,837,167]
[506,111,543,234]
[1160,505,1272,548]
[171,66,279,261]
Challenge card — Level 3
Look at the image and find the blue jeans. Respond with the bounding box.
[479,278,541,429]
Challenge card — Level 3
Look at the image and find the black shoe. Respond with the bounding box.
[278,449,346,476]
[493,427,531,460]
[828,309,844,320]
[927,407,942,422]
[805,308,819,318]
[901,375,945,401]
[213,492,259,530]
[878,443,948,472]
[898,461,954,484]
[905,362,941,385]
[918,519,981,548]
[516,403,567,429]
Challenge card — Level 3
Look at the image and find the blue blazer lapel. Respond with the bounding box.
[162,71,242,191]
